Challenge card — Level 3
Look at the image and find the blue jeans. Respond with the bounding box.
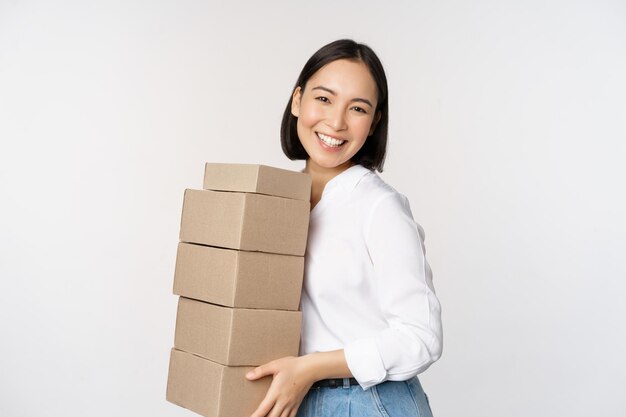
[296,377,433,417]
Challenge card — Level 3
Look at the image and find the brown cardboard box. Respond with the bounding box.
[173,242,304,311]
[203,163,312,201]
[174,297,302,366]
[179,189,310,256]
[166,348,271,417]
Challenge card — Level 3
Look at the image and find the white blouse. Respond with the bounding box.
[299,164,443,390]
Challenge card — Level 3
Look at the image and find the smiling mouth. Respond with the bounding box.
[316,132,346,147]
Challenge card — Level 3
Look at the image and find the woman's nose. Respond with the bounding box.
[326,107,347,131]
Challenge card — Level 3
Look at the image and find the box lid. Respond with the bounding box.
[203,163,312,201]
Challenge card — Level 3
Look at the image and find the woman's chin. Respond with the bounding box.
[307,156,352,171]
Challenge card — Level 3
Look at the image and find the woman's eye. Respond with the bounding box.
[352,106,367,114]
[316,96,330,103]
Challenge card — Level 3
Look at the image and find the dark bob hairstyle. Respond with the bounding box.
[280,39,389,172]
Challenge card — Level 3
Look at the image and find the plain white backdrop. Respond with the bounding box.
[1,1,625,416]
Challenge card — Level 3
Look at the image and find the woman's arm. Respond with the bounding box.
[246,349,352,417]
[343,191,443,388]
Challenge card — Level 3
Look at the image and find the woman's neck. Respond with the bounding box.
[304,159,354,209]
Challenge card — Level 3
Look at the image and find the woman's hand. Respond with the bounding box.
[246,355,315,417]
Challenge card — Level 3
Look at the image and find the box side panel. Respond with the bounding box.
[203,163,259,193]
[257,165,312,201]
[173,242,238,307]
[166,348,222,417]
[220,367,272,417]
[240,194,310,256]
[229,309,302,366]
[179,189,245,249]
[235,251,304,310]
[174,297,233,365]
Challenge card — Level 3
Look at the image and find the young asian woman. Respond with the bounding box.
[245,39,443,417]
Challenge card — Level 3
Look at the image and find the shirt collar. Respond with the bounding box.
[324,164,372,194]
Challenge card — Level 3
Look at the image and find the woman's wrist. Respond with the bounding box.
[299,349,353,382]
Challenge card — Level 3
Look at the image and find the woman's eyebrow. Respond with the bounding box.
[311,85,373,108]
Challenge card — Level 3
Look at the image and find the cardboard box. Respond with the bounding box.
[174,297,302,366]
[179,189,310,256]
[203,163,312,201]
[166,348,271,417]
[173,242,304,311]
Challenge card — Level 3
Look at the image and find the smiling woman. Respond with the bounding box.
[245,39,443,417]
[290,59,380,175]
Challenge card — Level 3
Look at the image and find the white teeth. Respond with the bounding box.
[317,133,345,147]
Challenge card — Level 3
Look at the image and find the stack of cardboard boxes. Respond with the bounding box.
[166,163,312,417]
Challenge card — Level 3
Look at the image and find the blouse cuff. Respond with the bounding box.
[344,337,387,390]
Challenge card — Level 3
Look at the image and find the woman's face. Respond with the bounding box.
[291,59,381,171]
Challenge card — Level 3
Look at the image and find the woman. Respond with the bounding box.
[246,39,443,417]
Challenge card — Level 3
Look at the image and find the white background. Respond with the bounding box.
[1,1,625,416]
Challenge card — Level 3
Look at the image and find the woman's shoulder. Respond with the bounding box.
[358,169,406,200]
[354,169,412,214]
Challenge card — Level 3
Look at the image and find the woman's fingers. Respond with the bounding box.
[246,361,275,380]
[249,395,276,417]
[247,356,309,417]
[270,401,295,417]
[279,406,293,417]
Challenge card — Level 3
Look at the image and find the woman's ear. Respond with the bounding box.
[291,86,302,117]
[369,111,382,135]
